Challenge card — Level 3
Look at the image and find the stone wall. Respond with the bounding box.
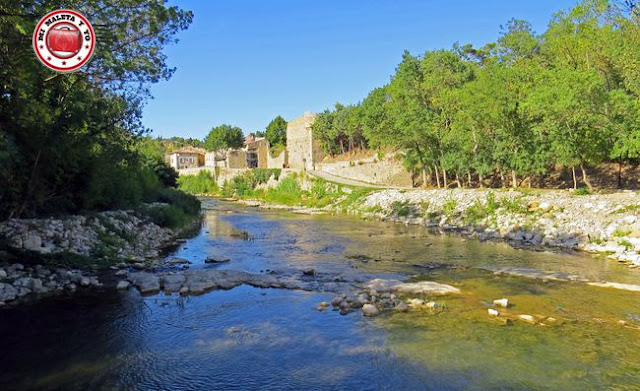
[318,153,413,186]
[227,150,248,169]
[286,112,320,171]
[267,149,287,168]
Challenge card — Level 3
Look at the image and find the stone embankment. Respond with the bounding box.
[0,209,177,260]
[358,189,640,267]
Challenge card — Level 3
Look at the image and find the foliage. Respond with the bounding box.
[0,1,193,219]
[264,116,288,147]
[574,187,592,196]
[204,125,244,152]
[442,198,458,217]
[391,201,414,217]
[264,177,303,205]
[310,1,640,190]
[253,168,282,184]
[177,171,218,195]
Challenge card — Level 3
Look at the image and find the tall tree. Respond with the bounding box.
[264,115,287,147]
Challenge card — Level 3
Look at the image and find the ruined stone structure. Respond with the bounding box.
[285,112,322,171]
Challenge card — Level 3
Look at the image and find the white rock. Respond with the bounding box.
[518,314,535,323]
[488,308,499,316]
[493,298,509,308]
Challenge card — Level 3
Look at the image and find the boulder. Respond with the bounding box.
[0,283,18,302]
[362,304,380,317]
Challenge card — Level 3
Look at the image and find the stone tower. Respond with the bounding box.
[286,112,321,171]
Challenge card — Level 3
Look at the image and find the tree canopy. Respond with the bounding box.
[0,1,192,219]
[204,125,244,152]
[311,0,640,189]
[264,116,288,147]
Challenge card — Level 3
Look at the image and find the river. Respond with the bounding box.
[1,198,639,390]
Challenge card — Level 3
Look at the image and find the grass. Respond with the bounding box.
[574,187,592,196]
[612,228,632,237]
[391,201,414,217]
[264,177,303,205]
[177,170,218,195]
[618,239,633,250]
[442,198,458,217]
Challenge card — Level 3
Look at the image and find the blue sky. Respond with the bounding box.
[142,0,579,139]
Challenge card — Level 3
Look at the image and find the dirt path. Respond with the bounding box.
[308,170,412,189]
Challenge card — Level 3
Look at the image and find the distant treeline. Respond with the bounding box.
[312,0,640,189]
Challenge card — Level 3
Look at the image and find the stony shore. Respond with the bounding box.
[0,208,197,306]
[241,188,640,268]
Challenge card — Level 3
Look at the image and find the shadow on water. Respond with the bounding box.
[1,198,640,390]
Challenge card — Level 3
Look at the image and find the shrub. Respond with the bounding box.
[177,170,218,195]
[442,198,458,217]
[391,201,414,217]
[265,177,303,205]
[500,196,528,214]
[253,168,282,184]
[574,187,592,196]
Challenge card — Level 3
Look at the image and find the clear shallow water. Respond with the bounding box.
[1,198,640,390]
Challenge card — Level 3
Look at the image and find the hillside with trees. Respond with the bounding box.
[312,0,640,189]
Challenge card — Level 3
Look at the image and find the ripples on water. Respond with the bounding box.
[1,198,639,390]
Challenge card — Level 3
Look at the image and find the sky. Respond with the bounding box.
[142,0,580,140]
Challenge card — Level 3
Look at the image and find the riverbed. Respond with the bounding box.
[1,198,639,390]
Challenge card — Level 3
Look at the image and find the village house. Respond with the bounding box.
[166,147,206,170]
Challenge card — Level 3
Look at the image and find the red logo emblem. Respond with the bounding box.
[33,9,95,72]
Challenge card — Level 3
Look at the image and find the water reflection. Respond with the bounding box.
[0,198,639,390]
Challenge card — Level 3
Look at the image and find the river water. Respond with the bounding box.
[1,198,640,390]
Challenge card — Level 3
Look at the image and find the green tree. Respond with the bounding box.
[264,115,288,147]
[204,125,244,153]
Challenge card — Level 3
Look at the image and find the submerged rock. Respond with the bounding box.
[366,278,460,295]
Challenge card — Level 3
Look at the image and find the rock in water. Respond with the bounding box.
[204,257,230,264]
[362,304,380,317]
[493,298,509,308]
[116,280,130,290]
[303,268,315,276]
[168,257,190,264]
[114,270,127,276]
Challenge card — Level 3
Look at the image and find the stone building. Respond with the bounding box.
[166,147,206,170]
[285,112,321,171]
[244,135,269,168]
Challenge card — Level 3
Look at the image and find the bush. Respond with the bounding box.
[253,168,281,184]
[442,198,458,217]
[574,187,592,196]
[178,170,218,195]
[265,177,303,205]
[139,188,201,229]
[391,201,414,217]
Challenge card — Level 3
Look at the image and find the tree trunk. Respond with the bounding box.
[467,172,472,188]
[456,173,462,188]
[478,173,484,188]
[511,170,517,189]
[571,166,577,190]
[500,171,505,187]
[617,159,623,189]
[442,167,448,189]
[433,165,441,188]
[421,169,427,188]
[580,163,592,190]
